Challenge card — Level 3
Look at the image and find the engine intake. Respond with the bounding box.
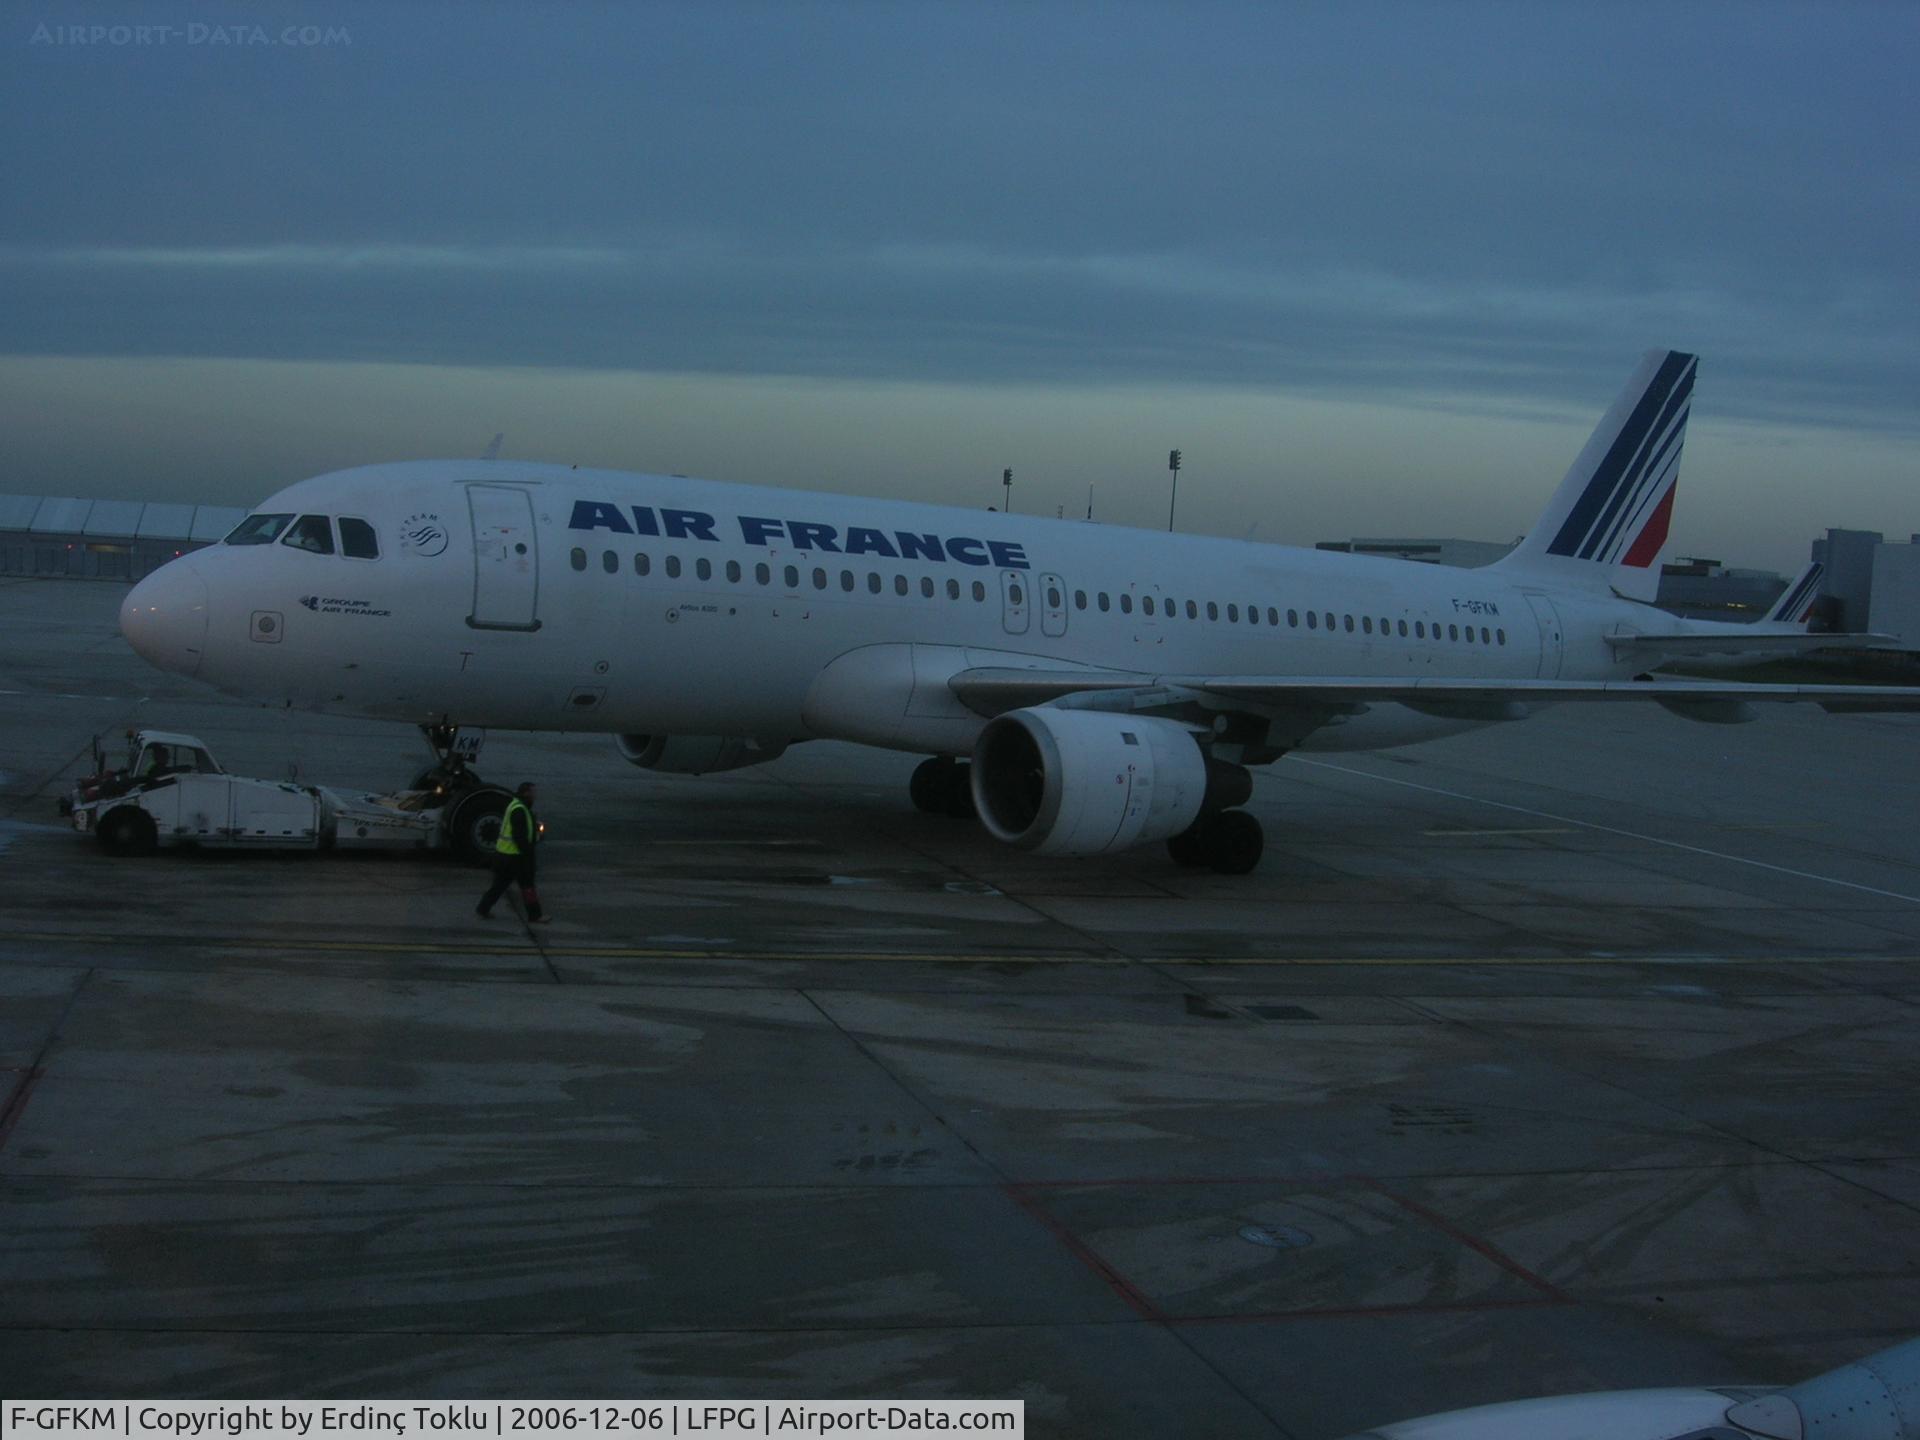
[615,734,788,775]
[971,708,1238,856]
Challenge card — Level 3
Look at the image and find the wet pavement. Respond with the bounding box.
[3,576,1918,1437]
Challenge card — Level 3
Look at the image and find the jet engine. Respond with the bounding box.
[970,708,1247,857]
[615,734,788,775]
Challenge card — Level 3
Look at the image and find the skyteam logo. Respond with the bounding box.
[399,512,449,557]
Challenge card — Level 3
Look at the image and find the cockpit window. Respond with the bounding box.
[224,513,294,546]
[282,514,335,555]
[339,517,379,559]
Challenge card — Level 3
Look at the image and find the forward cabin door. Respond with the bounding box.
[466,485,541,631]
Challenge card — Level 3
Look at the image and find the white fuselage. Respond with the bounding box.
[124,460,1719,754]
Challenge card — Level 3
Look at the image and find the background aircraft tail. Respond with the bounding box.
[1491,349,1697,603]
[1765,560,1824,627]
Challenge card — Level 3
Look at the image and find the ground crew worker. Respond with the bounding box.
[476,782,549,923]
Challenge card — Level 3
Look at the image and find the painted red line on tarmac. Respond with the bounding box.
[1004,1184,1165,1323]
[1361,1178,1573,1303]
[1173,1295,1570,1326]
[0,1067,45,1154]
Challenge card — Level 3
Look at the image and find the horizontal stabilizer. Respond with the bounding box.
[1605,631,1898,659]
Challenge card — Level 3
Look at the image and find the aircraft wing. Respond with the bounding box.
[948,667,1920,726]
[1605,630,1897,659]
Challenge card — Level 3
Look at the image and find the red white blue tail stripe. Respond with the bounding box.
[1767,561,1824,625]
[1545,350,1695,566]
[1493,349,1697,602]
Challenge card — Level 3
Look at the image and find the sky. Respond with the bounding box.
[2,1,1916,571]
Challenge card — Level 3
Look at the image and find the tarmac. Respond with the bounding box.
[3,573,1919,1438]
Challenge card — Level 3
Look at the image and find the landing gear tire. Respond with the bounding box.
[910,757,951,813]
[910,758,976,819]
[447,789,510,864]
[98,807,157,857]
[1166,828,1206,867]
[1201,809,1264,875]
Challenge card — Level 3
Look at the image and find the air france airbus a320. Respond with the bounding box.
[119,350,1920,873]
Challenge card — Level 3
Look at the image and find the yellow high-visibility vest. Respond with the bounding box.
[496,798,531,856]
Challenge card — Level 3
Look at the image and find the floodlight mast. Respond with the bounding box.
[1166,449,1183,531]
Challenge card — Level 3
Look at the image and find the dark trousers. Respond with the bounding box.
[478,852,543,919]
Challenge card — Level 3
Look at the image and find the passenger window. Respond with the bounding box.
[1188,601,1199,619]
[570,547,587,571]
[666,556,682,578]
[895,575,909,596]
[782,565,798,588]
[603,550,618,574]
[1481,627,1491,644]
[867,572,882,594]
[1246,603,1258,624]
[1143,596,1155,616]
[1398,620,1408,637]
[1075,590,1087,610]
[1307,611,1318,629]
[841,570,855,591]
[1415,621,1425,638]
[696,558,711,580]
[1362,616,1373,635]
[725,559,741,582]
[812,567,827,589]
[1047,585,1061,609]
[1287,609,1298,627]
[1324,612,1335,630]
[1010,583,1025,605]
[634,553,651,576]
[1097,592,1110,612]
[1267,608,1279,625]
[282,514,335,555]
[948,578,962,600]
[1227,604,1238,622]
[1207,602,1219,621]
[972,580,986,601]
[1343,615,1354,632]
[1496,628,1506,645]
[755,563,770,584]
[1448,624,1459,641]
[920,577,934,598]
[339,517,379,559]
[1119,593,1132,614]
[224,513,295,546]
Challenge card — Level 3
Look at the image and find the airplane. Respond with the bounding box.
[1341,1331,1920,1438]
[118,349,1920,873]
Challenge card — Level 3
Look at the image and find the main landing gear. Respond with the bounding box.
[909,756,977,819]
[1167,809,1265,875]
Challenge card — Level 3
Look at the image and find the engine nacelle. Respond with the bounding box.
[971,708,1220,856]
[615,734,788,775]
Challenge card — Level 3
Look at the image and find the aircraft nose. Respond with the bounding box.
[121,557,210,677]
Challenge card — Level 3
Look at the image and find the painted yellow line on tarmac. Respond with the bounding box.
[8,930,1918,967]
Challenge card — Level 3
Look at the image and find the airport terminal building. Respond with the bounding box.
[0,494,245,581]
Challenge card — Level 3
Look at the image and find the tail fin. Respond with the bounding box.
[1492,349,1697,602]
[1765,561,1824,627]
